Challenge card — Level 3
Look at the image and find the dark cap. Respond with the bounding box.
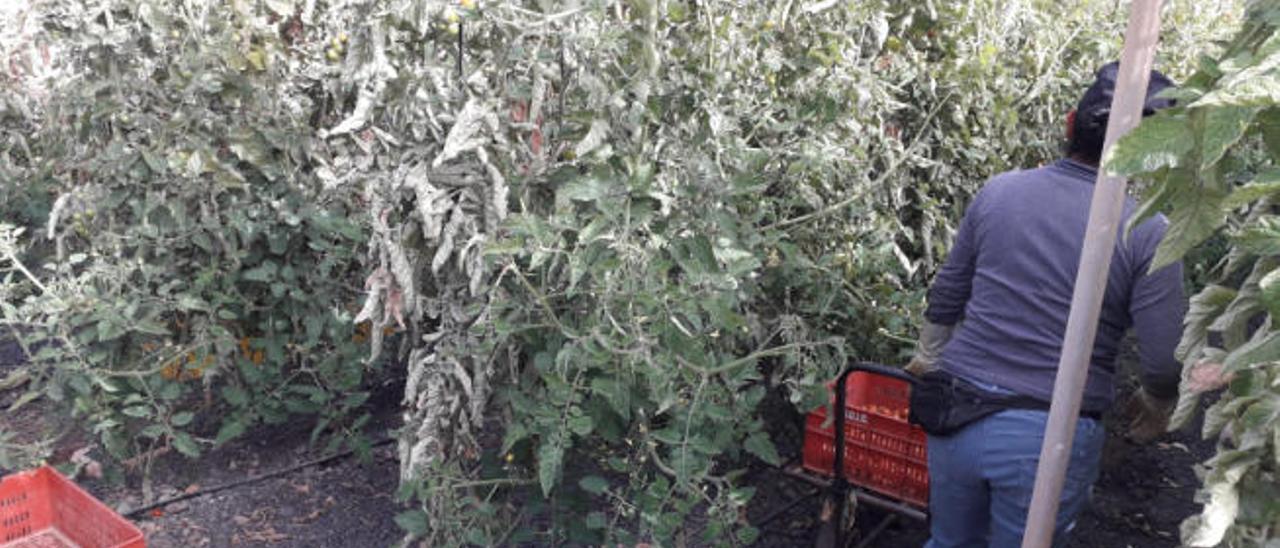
[1076,61,1177,128]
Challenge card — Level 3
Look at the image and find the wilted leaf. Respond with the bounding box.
[573,119,609,158]
[1181,450,1260,547]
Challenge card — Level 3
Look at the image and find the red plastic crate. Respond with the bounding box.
[801,370,929,508]
[0,466,144,548]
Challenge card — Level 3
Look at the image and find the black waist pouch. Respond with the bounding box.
[908,370,1017,436]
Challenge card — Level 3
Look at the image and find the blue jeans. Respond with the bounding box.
[924,408,1105,548]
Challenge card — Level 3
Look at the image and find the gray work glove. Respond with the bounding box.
[904,320,956,377]
[1124,388,1178,444]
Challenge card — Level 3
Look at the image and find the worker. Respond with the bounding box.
[905,62,1186,548]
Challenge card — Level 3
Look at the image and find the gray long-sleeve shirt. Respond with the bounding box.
[925,159,1185,413]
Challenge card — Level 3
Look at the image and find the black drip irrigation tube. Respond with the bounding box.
[123,437,396,520]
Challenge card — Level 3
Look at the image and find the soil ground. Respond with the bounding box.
[0,336,405,548]
[2,335,1216,547]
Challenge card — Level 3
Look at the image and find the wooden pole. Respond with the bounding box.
[1020,1,1164,547]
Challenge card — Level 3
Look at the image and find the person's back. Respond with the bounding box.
[929,159,1183,414]
[906,62,1187,548]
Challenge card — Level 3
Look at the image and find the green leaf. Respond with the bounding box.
[650,426,683,446]
[501,422,528,454]
[590,377,631,421]
[559,176,614,204]
[578,475,609,495]
[1176,284,1238,362]
[1151,178,1228,271]
[1104,114,1195,177]
[215,419,247,446]
[157,381,182,401]
[242,261,278,282]
[134,320,170,336]
[170,411,195,427]
[97,320,126,342]
[1203,396,1248,438]
[1223,331,1280,374]
[394,510,429,536]
[222,386,250,407]
[176,294,209,312]
[1208,260,1270,349]
[743,431,781,466]
[585,511,607,530]
[172,432,201,457]
[1131,179,1177,239]
[0,369,30,391]
[1223,169,1280,209]
[1259,268,1280,319]
[1197,106,1259,169]
[1168,380,1208,428]
[1274,424,1280,468]
[1259,108,1280,158]
[1240,394,1280,431]
[8,391,41,412]
[1235,216,1280,256]
[341,391,370,409]
[140,424,167,439]
[729,486,757,507]
[538,435,565,496]
[1193,51,1280,108]
[568,414,594,436]
[123,405,152,418]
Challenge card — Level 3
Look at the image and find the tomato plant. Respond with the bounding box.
[0,1,380,470]
[0,0,1243,544]
[1108,3,1280,544]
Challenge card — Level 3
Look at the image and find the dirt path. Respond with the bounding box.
[115,438,403,548]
